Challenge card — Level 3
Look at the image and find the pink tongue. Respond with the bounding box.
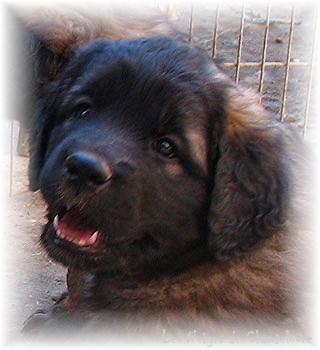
[57,213,98,246]
[59,219,94,240]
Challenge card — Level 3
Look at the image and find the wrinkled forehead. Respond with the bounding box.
[60,48,211,130]
[60,38,213,100]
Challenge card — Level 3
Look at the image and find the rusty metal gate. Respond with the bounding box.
[6,1,319,196]
[184,2,318,136]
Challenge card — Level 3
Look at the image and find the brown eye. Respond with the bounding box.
[154,137,177,158]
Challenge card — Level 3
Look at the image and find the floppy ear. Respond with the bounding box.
[28,97,56,191]
[208,88,291,260]
[12,13,71,190]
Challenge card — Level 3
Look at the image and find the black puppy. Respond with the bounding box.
[26,37,305,337]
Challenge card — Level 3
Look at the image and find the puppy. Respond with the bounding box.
[12,5,311,341]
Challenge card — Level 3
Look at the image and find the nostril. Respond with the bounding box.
[65,152,112,187]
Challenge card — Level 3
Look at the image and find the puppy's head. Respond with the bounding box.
[29,37,291,275]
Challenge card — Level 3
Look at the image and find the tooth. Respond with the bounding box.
[72,239,81,245]
[53,215,59,230]
[88,231,99,245]
[56,229,66,239]
[78,239,87,247]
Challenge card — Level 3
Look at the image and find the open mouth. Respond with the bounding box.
[52,207,101,249]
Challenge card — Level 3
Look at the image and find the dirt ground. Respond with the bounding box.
[3,154,67,341]
[2,1,319,344]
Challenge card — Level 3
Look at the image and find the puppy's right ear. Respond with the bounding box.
[8,12,72,190]
[26,31,71,191]
[28,96,56,191]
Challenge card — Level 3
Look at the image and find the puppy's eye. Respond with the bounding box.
[154,137,177,158]
[72,103,92,118]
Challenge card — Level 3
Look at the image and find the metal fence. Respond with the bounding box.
[183,2,318,136]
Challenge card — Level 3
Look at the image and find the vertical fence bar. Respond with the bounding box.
[259,3,271,101]
[188,3,194,43]
[9,121,14,196]
[235,2,246,83]
[211,1,220,58]
[302,2,319,138]
[280,5,295,122]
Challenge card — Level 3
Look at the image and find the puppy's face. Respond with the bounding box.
[33,38,225,274]
[30,37,290,276]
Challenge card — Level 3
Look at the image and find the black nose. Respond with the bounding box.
[65,152,112,187]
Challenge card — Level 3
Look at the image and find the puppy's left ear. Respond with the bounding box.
[208,88,291,260]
